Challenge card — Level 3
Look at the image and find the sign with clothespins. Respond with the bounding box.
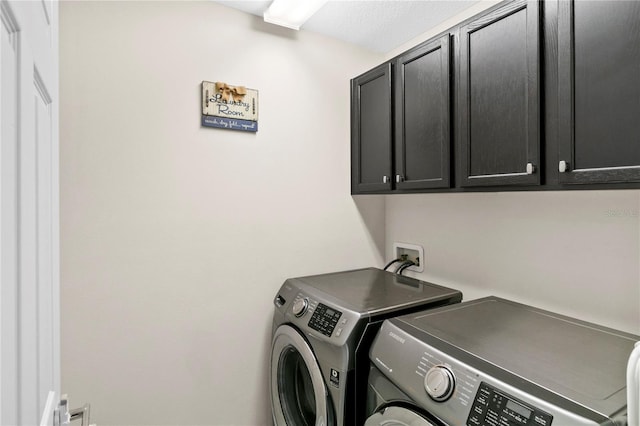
[201,81,259,132]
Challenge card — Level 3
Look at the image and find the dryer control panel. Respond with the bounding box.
[368,320,610,426]
[468,382,552,426]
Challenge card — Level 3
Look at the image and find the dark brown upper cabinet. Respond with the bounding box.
[394,35,452,191]
[557,0,640,184]
[458,0,540,187]
[351,0,640,194]
[351,63,393,193]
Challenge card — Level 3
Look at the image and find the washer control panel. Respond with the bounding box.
[292,297,309,317]
[308,303,343,337]
[284,291,354,343]
[467,382,553,426]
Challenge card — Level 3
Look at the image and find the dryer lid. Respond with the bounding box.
[394,297,639,418]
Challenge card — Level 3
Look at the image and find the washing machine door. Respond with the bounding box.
[271,324,334,426]
[365,406,441,426]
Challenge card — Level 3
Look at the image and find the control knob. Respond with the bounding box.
[292,298,309,317]
[424,365,455,402]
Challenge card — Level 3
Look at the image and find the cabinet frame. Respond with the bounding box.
[557,0,640,184]
[458,0,541,187]
[350,0,640,194]
[394,34,452,190]
[351,62,394,193]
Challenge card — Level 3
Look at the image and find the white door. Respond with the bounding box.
[1,0,60,425]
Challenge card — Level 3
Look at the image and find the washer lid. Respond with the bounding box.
[395,297,639,418]
[287,268,461,315]
[365,406,437,426]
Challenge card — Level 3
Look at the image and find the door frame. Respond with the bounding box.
[1,1,60,424]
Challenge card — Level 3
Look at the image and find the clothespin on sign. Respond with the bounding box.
[215,82,247,103]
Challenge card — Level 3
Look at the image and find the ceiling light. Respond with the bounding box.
[263,0,328,30]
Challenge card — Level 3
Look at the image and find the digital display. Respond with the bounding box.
[506,400,532,419]
[325,308,335,317]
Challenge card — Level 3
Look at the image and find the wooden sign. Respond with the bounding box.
[202,81,259,132]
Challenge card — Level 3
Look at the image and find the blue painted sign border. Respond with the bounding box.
[201,115,258,133]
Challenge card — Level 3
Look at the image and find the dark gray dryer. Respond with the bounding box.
[270,267,462,426]
[366,297,639,426]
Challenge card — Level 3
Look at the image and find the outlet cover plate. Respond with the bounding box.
[392,242,424,273]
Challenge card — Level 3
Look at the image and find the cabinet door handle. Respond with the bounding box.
[396,174,404,183]
[526,163,536,175]
[559,160,569,173]
[382,176,390,184]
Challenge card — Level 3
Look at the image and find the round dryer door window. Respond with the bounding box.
[365,406,439,426]
[270,325,334,426]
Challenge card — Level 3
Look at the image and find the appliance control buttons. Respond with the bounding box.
[467,382,553,426]
[292,298,309,317]
[307,303,342,336]
[424,365,455,402]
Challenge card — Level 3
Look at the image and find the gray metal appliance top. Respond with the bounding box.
[286,268,462,316]
[393,296,639,418]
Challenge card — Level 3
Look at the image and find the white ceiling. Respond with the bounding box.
[213,0,481,53]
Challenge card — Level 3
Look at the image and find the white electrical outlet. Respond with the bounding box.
[392,242,424,273]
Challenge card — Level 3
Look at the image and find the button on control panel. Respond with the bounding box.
[308,303,342,337]
[467,382,553,426]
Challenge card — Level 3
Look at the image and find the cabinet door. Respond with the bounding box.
[458,0,540,187]
[557,1,640,184]
[351,63,393,193]
[395,35,451,190]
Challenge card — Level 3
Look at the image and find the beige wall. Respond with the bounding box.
[385,190,640,334]
[60,2,640,425]
[380,0,640,335]
[383,0,500,60]
[59,2,384,425]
